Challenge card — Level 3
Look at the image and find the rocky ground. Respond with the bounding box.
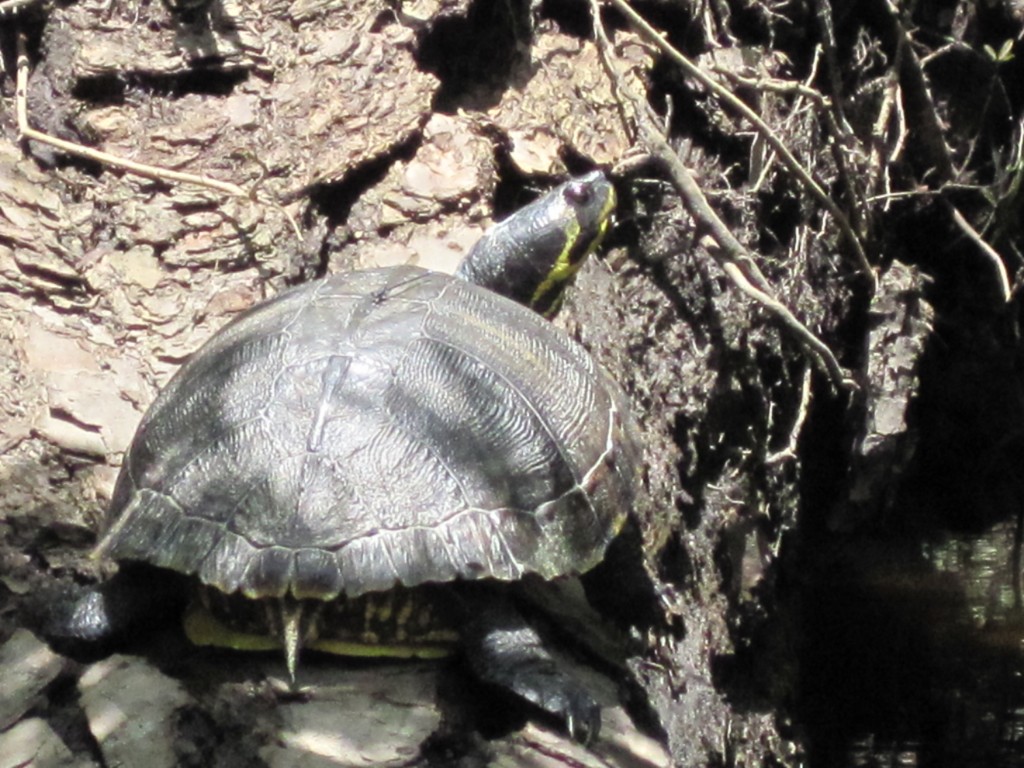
[3,0,1024,766]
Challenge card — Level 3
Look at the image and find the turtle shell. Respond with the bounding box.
[99,265,638,602]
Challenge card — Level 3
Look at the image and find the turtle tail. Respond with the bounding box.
[280,597,306,684]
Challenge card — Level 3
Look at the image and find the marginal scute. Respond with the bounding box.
[292,548,343,600]
[245,547,296,599]
[100,266,638,600]
[156,515,220,576]
[101,489,178,561]
[197,532,254,596]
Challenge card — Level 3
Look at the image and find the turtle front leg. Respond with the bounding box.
[462,603,602,744]
[41,564,189,658]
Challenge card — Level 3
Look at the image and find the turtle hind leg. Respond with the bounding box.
[39,563,190,659]
[462,603,601,744]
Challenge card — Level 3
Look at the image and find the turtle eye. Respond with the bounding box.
[564,181,593,208]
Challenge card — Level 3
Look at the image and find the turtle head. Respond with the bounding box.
[455,171,617,317]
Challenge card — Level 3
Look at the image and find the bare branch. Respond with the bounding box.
[766,364,813,465]
[948,204,1012,303]
[592,2,853,391]
[882,0,956,184]
[15,32,246,199]
[603,0,875,289]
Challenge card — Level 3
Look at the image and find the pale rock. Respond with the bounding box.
[0,629,65,731]
[0,718,89,768]
[78,655,194,768]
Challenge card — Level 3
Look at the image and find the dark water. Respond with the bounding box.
[795,518,1024,767]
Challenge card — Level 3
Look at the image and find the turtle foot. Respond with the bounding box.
[463,604,602,744]
[38,564,189,658]
[515,661,602,744]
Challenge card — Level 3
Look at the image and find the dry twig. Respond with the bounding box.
[809,3,868,236]
[882,0,955,184]
[766,363,813,465]
[14,32,245,198]
[591,1,852,390]
[604,0,874,288]
[948,204,1012,302]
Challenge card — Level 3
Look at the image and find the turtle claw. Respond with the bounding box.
[549,682,602,744]
[490,656,603,743]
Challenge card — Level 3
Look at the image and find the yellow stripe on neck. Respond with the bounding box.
[529,197,615,313]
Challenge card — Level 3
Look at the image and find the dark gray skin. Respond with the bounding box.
[456,171,617,317]
[43,172,631,744]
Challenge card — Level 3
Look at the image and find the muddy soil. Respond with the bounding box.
[3,0,1024,766]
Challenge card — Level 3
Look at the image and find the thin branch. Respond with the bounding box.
[708,66,828,105]
[812,0,854,140]
[811,2,870,237]
[948,204,1012,303]
[15,33,245,198]
[735,41,867,238]
[604,0,874,289]
[882,0,955,184]
[591,2,853,390]
[866,44,903,208]
[766,364,813,465]
[720,261,850,388]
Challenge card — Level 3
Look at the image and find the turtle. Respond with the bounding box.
[44,171,641,743]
